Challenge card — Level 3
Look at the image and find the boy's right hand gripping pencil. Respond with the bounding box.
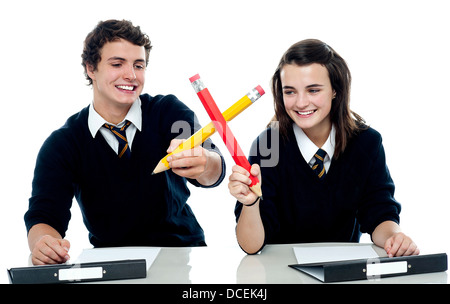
[151,84,264,175]
[190,74,263,198]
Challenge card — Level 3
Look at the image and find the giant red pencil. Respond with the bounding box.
[190,74,262,198]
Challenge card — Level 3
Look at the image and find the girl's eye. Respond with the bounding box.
[309,89,320,94]
[283,91,295,95]
[111,63,122,67]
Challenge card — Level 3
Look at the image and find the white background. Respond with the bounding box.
[1,0,449,282]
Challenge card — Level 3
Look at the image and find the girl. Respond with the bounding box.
[228,39,419,256]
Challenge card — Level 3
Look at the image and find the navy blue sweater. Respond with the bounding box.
[25,94,225,247]
[235,126,400,246]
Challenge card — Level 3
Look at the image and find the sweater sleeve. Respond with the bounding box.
[357,133,401,235]
[24,129,76,238]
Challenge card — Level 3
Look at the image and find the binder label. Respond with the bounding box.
[59,266,103,281]
[366,260,407,277]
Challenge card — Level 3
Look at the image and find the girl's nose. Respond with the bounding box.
[295,92,310,108]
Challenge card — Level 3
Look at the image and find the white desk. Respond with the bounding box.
[5,243,446,304]
[83,243,447,284]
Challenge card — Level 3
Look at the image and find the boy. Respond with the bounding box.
[25,19,225,265]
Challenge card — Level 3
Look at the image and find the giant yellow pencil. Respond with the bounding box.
[152,85,265,174]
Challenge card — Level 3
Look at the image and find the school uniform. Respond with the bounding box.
[235,123,400,251]
[25,94,225,247]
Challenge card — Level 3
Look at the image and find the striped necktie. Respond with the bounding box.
[103,120,132,159]
[312,148,327,180]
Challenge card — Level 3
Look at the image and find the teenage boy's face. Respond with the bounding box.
[88,38,146,109]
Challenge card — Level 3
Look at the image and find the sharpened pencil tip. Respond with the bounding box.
[250,182,262,198]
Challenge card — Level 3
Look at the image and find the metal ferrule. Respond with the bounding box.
[191,78,205,93]
[247,87,262,103]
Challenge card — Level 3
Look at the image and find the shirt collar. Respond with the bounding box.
[88,97,142,138]
[293,123,336,164]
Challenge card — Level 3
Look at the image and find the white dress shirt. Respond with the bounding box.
[88,98,142,154]
[293,123,336,173]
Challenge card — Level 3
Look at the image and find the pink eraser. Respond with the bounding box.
[189,74,201,83]
[255,85,265,96]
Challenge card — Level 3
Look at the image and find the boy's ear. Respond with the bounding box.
[86,64,96,81]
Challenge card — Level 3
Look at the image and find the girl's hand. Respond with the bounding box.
[384,232,420,257]
[228,164,261,205]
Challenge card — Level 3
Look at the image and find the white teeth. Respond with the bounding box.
[297,110,314,115]
[116,85,134,91]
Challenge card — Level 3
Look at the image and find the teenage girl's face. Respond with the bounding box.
[281,63,335,143]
